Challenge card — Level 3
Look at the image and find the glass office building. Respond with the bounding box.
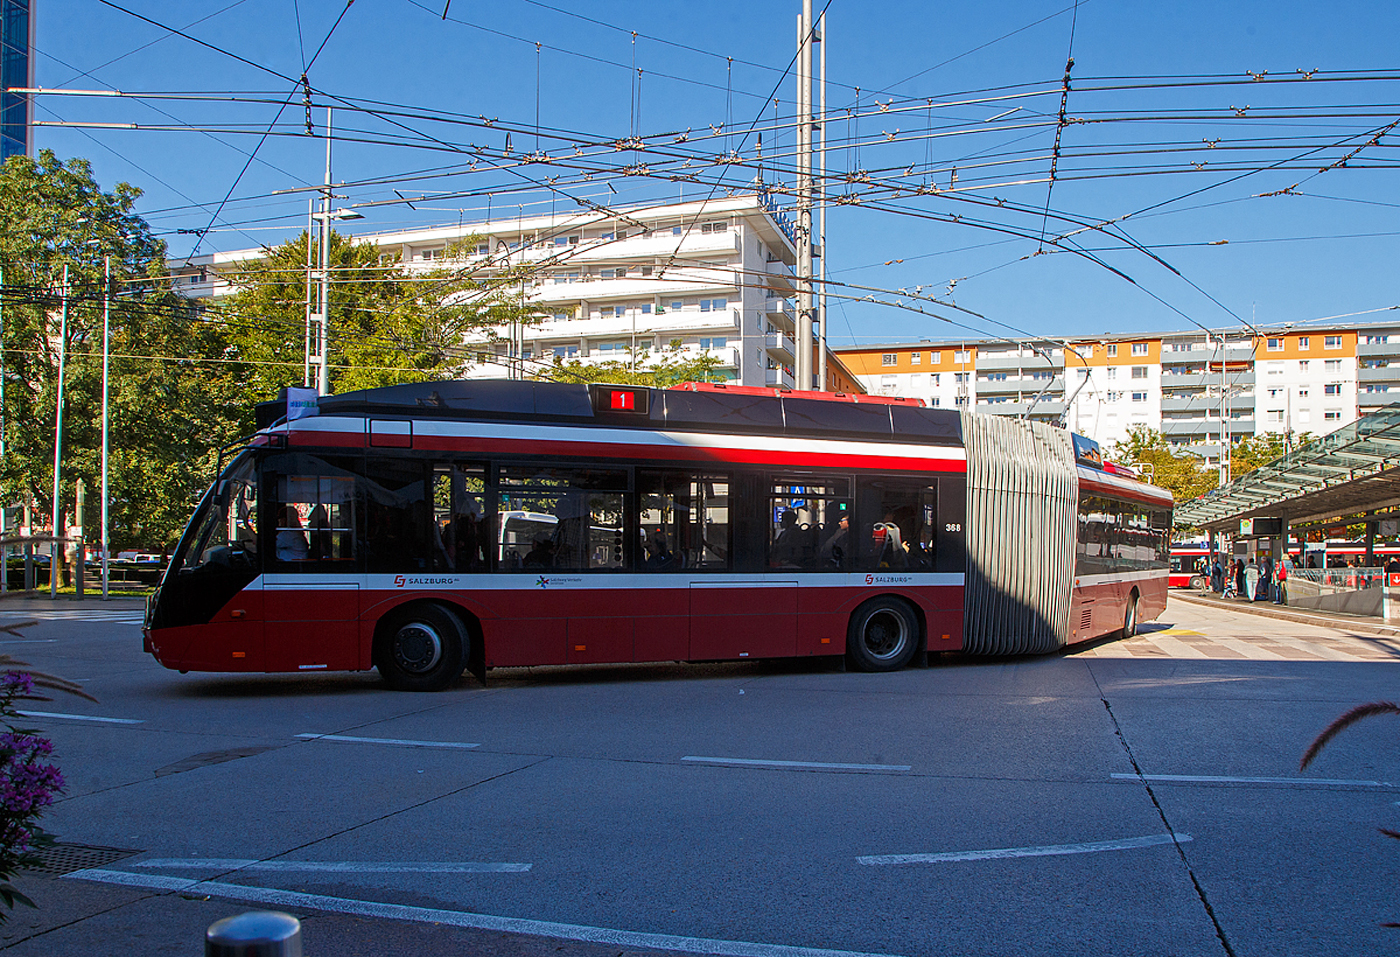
[1,0,33,161]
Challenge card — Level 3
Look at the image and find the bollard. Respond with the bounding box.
[206,911,302,957]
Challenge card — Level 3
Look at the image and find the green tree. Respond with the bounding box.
[542,339,724,388]
[0,150,240,557]
[1230,431,1311,478]
[1108,425,1217,502]
[217,233,530,400]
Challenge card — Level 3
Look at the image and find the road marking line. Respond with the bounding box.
[1112,772,1387,787]
[682,756,911,772]
[17,710,143,725]
[132,859,530,873]
[296,733,479,750]
[1266,636,1361,662]
[858,833,1187,865]
[67,869,905,957]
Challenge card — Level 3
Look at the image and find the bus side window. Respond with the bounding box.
[265,454,359,569]
[853,481,936,572]
[636,471,731,572]
[432,464,488,572]
[363,456,428,573]
[497,465,627,572]
[769,477,850,570]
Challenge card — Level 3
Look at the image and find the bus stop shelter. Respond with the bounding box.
[1175,405,1400,614]
[1175,404,1400,562]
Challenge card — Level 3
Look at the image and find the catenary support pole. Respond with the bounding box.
[50,264,68,599]
[101,255,111,599]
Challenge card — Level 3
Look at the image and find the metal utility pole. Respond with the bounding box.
[303,197,316,388]
[50,264,68,598]
[816,10,827,391]
[794,1,814,391]
[100,255,111,599]
[317,105,333,395]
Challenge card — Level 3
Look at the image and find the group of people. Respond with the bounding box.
[1206,553,1289,604]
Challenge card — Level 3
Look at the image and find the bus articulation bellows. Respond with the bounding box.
[144,380,1171,690]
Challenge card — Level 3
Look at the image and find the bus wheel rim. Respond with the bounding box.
[864,610,908,659]
[394,622,443,673]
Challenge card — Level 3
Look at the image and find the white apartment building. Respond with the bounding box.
[838,325,1400,458]
[173,193,865,393]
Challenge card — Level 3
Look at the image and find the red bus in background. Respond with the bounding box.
[145,380,1170,691]
[1169,545,1210,588]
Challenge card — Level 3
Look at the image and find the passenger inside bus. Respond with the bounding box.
[523,537,556,568]
[642,529,680,570]
[275,506,309,561]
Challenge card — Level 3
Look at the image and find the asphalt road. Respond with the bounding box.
[0,594,1396,956]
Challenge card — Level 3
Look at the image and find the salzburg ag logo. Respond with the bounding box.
[536,576,550,589]
[394,575,406,588]
[865,574,874,585]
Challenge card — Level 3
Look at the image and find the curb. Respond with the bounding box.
[1170,589,1400,638]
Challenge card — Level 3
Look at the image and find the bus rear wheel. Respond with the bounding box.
[376,603,468,692]
[846,598,919,672]
[1121,593,1139,639]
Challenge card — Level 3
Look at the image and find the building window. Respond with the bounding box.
[930,374,940,386]
[1325,383,1342,396]
[1365,335,1389,345]
[1324,359,1341,372]
[1325,411,1342,421]
[1131,366,1148,379]
[1106,344,1118,357]
[1266,338,1283,351]
[881,354,898,367]
[640,303,652,314]
[1131,342,1149,356]
[983,372,1008,382]
[954,395,969,407]
[1106,367,1118,380]
[1297,388,1309,398]
[953,350,971,364]
[1267,409,1284,423]
[930,352,941,364]
[699,337,728,350]
[1298,336,1310,349]
[699,297,728,312]
[1131,392,1147,403]
[1107,391,1122,402]
[929,397,941,407]
[1299,360,1309,372]
[954,373,970,384]
[1298,409,1311,423]
[671,301,684,312]
[595,341,628,353]
[1325,335,1343,349]
[910,352,922,365]
[552,345,580,358]
[1078,368,1089,379]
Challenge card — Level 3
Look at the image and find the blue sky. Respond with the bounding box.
[30,0,1400,347]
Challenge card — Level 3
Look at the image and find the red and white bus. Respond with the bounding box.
[144,380,1171,690]
[1169,545,1210,588]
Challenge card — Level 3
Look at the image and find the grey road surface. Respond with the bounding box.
[0,594,1396,957]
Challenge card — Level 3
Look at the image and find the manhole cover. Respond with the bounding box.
[23,843,140,876]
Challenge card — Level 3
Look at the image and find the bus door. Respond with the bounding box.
[637,472,731,661]
[262,454,362,673]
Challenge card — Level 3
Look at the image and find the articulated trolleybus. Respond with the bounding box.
[144,380,1170,691]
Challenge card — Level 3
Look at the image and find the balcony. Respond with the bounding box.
[765,258,797,296]
[1161,395,1218,414]
[1359,390,1399,409]
[1358,365,1400,383]
[765,331,796,363]
[1359,340,1400,358]
[975,376,1024,395]
[765,366,795,389]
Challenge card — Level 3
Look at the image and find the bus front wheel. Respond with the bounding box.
[846,598,919,672]
[376,603,468,692]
